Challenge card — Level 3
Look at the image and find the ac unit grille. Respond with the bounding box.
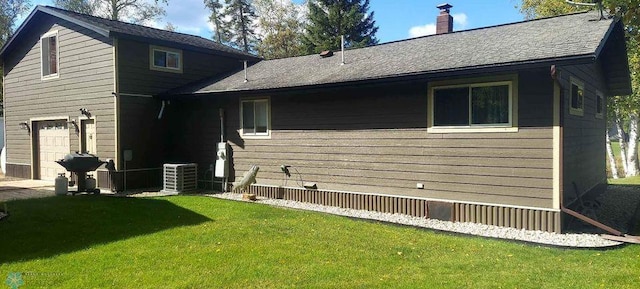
[163,163,197,193]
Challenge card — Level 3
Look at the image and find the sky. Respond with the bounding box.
[24,0,525,44]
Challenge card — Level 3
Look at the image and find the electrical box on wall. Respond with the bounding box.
[215,142,228,178]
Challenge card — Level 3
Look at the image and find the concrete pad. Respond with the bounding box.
[0,179,55,201]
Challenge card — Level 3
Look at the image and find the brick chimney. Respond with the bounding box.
[436,3,453,34]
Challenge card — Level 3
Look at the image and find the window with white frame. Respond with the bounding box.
[569,77,584,116]
[431,81,512,127]
[150,45,182,72]
[595,90,604,119]
[241,98,270,136]
[41,31,59,79]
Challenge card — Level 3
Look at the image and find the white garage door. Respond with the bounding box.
[38,120,69,180]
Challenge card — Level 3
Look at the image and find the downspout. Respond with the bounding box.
[157,100,166,119]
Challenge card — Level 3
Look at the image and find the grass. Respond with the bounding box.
[1,196,640,288]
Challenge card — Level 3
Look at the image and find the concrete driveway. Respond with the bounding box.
[0,178,56,202]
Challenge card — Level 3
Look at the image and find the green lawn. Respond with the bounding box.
[1,196,639,288]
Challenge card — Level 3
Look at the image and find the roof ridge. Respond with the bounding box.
[42,5,212,42]
[359,10,596,51]
[260,10,600,63]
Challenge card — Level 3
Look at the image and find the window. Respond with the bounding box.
[149,45,182,73]
[241,98,270,137]
[595,90,604,119]
[431,81,512,128]
[41,31,59,79]
[569,77,584,116]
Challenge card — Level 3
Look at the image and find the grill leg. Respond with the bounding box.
[77,172,87,192]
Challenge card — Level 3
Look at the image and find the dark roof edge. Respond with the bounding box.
[160,54,596,99]
[1,6,109,57]
[593,16,622,59]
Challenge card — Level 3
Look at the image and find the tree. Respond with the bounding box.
[519,0,640,177]
[1,0,32,107]
[204,0,229,44]
[54,0,169,24]
[53,0,95,15]
[302,0,378,54]
[220,0,257,53]
[254,0,304,59]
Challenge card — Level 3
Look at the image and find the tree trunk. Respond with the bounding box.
[606,131,619,179]
[615,110,629,174]
[111,0,119,20]
[626,113,639,176]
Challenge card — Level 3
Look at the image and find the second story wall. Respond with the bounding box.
[116,38,246,96]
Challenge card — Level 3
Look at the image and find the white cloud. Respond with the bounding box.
[452,13,468,29]
[408,23,436,38]
[408,12,469,38]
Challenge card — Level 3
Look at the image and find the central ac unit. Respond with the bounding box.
[163,163,198,194]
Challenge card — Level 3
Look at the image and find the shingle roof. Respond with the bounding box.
[174,11,625,95]
[1,5,257,60]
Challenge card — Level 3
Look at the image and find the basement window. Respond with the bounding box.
[240,98,270,138]
[149,45,182,73]
[569,77,584,116]
[430,81,513,130]
[41,30,59,79]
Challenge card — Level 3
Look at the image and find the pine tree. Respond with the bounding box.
[54,0,168,24]
[221,0,257,53]
[204,0,229,44]
[302,0,378,54]
[254,0,304,59]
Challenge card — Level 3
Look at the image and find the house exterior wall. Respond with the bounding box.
[116,38,246,96]
[2,14,115,181]
[169,68,556,208]
[559,63,608,206]
[115,39,248,189]
[227,71,555,209]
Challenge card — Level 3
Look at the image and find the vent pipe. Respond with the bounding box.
[341,35,345,65]
[243,60,248,82]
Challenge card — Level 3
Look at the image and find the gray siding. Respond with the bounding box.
[171,69,556,208]
[117,38,245,96]
[115,39,246,188]
[559,63,608,204]
[3,14,115,177]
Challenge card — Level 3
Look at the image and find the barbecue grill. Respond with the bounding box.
[56,152,106,195]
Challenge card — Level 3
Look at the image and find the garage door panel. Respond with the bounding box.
[38,120,70,180]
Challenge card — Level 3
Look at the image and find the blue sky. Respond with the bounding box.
[25,0,525,43]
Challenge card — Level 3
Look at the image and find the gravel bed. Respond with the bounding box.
[208,193,623,248]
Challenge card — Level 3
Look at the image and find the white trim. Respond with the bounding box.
[595,90,604,119]
[5,162,32,166]
[427,74,518,133]
[239,97,271,139]
[113,36,120,170]
[78,116,97,154]
[40,30,60,80]
[149,45,183,73]
[569,76,584,116]
[254,184,561,212]
[552,79,561,210]
[427,127,518,133]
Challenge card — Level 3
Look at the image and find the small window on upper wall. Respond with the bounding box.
[41,30,59,79]
[241,98,270,138]
[149,45,183,73]
[569,77,584,116]
[595,90,604,119]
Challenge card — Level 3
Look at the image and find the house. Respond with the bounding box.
[1,5,631,233]
[0,5,259,188]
